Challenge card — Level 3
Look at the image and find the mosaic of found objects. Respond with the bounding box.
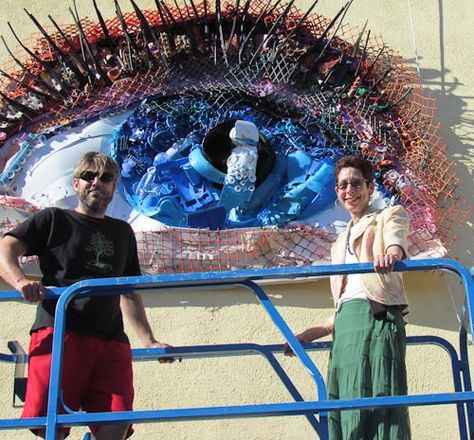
[0,0,465,271]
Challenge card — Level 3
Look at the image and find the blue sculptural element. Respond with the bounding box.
[259,155,336,226]
[113,96,342,230]
[219,120,260,210]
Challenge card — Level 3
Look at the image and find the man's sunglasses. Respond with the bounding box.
[78,171,115,183]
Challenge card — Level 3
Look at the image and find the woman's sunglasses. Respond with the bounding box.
[335,178,368,191]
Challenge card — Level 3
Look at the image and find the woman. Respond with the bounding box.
[285,155,411,439]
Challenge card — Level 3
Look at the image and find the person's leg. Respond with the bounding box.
[94,424,129,440]
[82,338,134,439]
[368,307,411,439]
[33,431,65,440]
[24,327,93,438]
[327,301,374,439]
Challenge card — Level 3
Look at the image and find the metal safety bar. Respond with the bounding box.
[0,258,472,439]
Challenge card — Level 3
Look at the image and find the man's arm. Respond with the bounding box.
[0,235,45,302]
[120,293,174,363]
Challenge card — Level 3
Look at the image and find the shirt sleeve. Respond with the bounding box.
[125,225,142,276]
[4,208,54,256]
[382,205,409,258]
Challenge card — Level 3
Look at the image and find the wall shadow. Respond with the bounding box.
[143,270,466,334]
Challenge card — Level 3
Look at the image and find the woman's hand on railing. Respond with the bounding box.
[374,245,404,274]
[283,326,329,357]
[283,333,307,357]
[283,315,334,357]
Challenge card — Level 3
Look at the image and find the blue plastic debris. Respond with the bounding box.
[111,95,349,229]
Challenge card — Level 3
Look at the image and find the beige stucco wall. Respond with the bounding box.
[0,1,473,439]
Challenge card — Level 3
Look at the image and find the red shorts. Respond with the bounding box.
[22,327,134,438]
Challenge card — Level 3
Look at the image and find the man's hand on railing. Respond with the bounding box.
[14,278,45,303]
[147,341,175,364]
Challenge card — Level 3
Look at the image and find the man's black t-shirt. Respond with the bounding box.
[6,208,141,343]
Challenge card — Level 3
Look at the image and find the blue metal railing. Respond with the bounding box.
[0,258,473,439]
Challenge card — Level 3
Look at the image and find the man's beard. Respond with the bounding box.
[79,190,112,215]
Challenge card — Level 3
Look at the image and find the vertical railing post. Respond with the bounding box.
[241,280,329,439]
[460,308,474,439]
[44,284,80,440]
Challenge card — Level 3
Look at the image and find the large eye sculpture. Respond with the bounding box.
[0,1,462,274]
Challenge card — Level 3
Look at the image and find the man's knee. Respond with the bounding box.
[94,423,131,440]
[31,430,65,439]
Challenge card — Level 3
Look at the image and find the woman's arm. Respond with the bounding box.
[374,206,409,274]
[283,314,334,357]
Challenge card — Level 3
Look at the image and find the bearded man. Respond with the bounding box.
[0,151,172,440]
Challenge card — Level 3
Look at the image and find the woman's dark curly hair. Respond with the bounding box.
[335,155,374,183]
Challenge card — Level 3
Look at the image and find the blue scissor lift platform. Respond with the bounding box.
[0,258,473,439]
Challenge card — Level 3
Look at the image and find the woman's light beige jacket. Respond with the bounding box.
[330,205,409,307]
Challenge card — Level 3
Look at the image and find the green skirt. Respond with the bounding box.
[327,300,411,440]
